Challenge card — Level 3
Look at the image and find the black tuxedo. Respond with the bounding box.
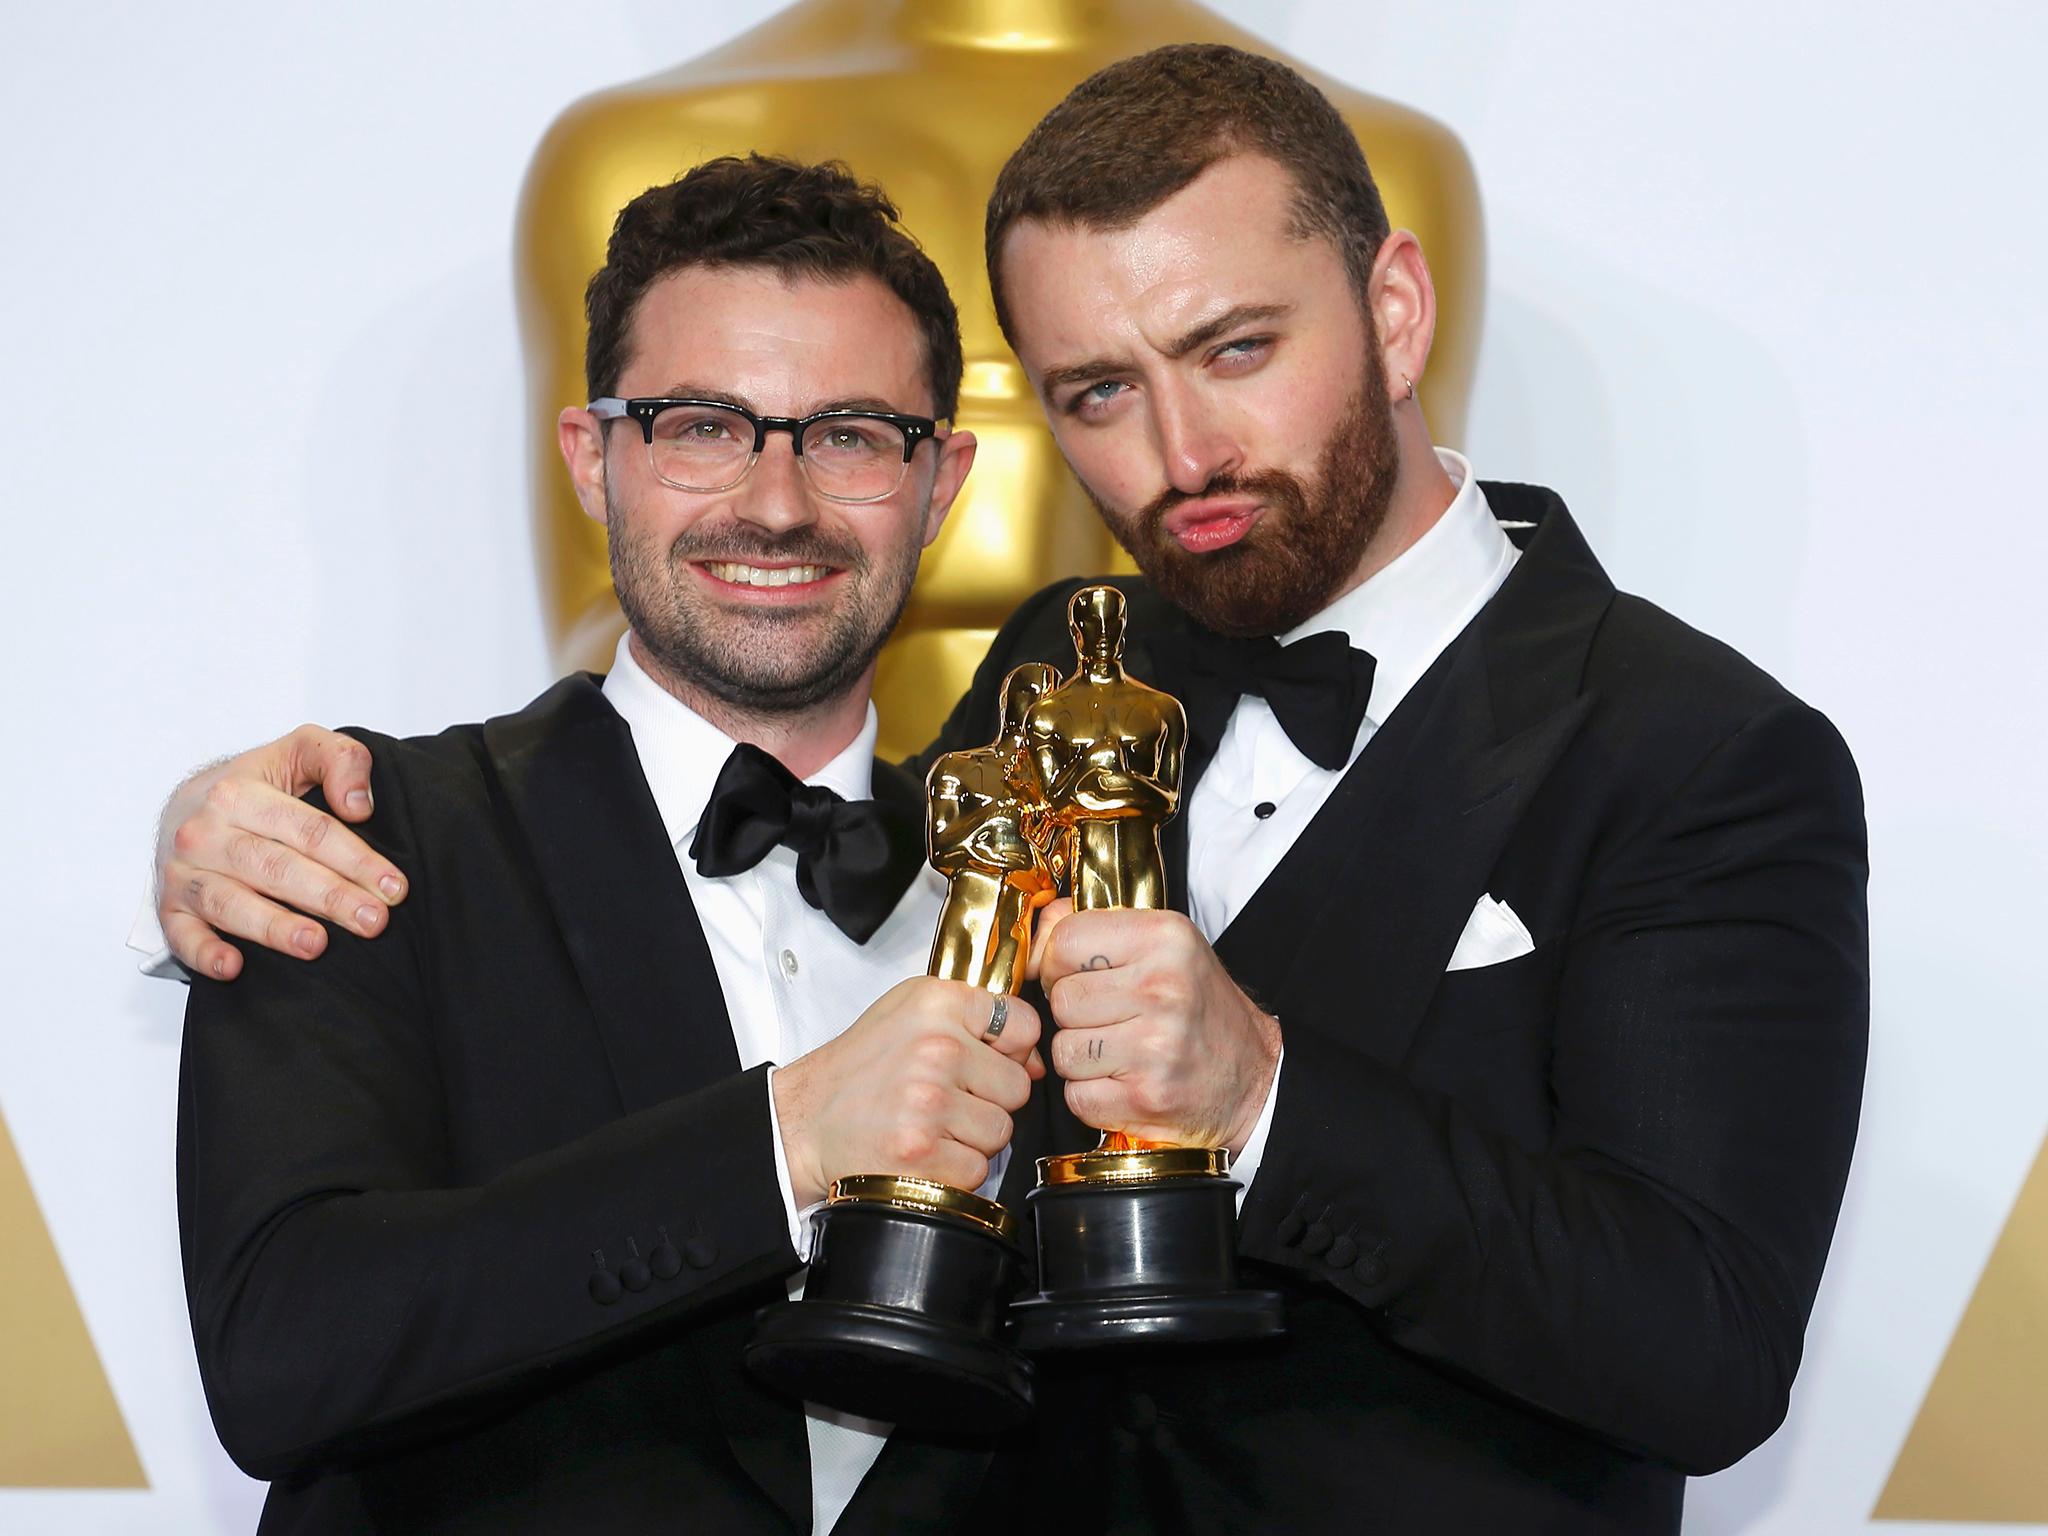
[177,679,1053,1533]
[924,484,1868,1534]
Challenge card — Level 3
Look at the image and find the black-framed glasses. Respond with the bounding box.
[588,397,942,504]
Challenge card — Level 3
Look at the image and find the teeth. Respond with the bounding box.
[705,562,828,588]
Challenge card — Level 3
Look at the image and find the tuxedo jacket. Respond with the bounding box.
[921,483,1869,1535]
[177,681,1055,1533]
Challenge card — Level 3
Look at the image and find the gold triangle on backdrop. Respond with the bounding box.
[1876,1129,2048,1522]
[0,1107,146,1488]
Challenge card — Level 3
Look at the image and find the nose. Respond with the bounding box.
[730,431,821,536]
[1151,378,1242,495]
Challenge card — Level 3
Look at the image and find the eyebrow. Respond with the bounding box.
[1037,303,1296,394]
[653,385,917,417]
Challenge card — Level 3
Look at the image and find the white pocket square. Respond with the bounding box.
[1446,895,1536,971]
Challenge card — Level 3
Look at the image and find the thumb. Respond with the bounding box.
[1024,898,1074,984]
[284,726,377,821]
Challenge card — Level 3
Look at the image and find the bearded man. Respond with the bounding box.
[151,47,1866,1536]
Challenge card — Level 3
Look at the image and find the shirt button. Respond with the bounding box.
[780,949,799,977]
[1253,801,1277,820]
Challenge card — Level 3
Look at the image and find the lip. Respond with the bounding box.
[689,559,846,602]
[1160,498,1261,554]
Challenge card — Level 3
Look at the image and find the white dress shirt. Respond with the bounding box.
[1190,450,1521,1199]
[604,635,1003,1536]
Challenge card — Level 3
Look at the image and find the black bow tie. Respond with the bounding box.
[1164,628,1378,770]
[688,743,924,944]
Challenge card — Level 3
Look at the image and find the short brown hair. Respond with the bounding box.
[984,45,1390,343]
[585,154,963,418]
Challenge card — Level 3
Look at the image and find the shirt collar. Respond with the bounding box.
[600,632,879,850]
[1280,447,1517,727]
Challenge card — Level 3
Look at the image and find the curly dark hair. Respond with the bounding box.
[584,154,962,417]
[985,45,1390,344]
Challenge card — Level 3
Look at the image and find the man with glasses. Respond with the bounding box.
[157,45,1866,1536]
[173,154,1050,1533]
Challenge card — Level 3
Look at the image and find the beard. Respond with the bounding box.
[1082,356,1400,637]
[606,481,924,716]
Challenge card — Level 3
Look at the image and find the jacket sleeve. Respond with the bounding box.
[176,758,799,1482]
[1236,699,1869,1474]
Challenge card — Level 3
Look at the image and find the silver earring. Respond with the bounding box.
[1401,373,1416,402]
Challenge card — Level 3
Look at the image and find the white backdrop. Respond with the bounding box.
[2,3,2042,1531]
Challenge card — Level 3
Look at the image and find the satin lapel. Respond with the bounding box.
[1228,493,1613,1067]
[488,679,806,1520]
[1271,658,1594,1067]
[1132,619,1226,918]
[482,675,738,1113]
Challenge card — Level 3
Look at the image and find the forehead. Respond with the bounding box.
[999,154,1348,367]
[618,264,931,413]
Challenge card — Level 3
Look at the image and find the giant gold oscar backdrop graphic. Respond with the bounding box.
[512,0,1485,761]
[0,1110,145,1488]
[1876,1131,2048,1523]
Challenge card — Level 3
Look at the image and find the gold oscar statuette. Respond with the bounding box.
[926,661,1063,995]
[1009,587,1287,1351]
[744,675,1073,1431]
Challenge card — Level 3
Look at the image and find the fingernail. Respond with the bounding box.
[293,928,321,956]
[347,789,372,813]
[355,903,381,931]
[379,875,404,900]
[211,957,227,978]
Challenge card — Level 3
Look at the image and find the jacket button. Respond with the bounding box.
[649,1230,682,1281]
[1327,1234,1358,1268]
[684,1236,718,1270]
[1353,1255,1386,1287]
[1276,1209,1306,1246]
[1301,1221,1333,1256]
[588,1269,622,1306]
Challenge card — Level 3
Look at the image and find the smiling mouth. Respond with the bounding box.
[698,561,837,589]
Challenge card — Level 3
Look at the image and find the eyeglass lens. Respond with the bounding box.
[647,404,909,500]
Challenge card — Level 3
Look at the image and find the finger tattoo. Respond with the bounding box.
[1087,1038,1104,1061]
[1086,954,1111,971]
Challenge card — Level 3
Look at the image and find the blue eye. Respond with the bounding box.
[1070,380,1125,414]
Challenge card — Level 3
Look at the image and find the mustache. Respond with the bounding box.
[1135,468,1308,529]
[666,523,867,571]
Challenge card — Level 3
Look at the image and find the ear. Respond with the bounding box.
[1368,230,1438,405]
[919,427,978,548]
[557,407,611,525]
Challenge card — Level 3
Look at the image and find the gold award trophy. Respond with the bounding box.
[1009,587,1286,1349]
[743,665,1063,1431]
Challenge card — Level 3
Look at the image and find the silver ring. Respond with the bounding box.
[983,993,1009,1040]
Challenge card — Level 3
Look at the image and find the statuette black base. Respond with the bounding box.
[746,1187,1032,1432]
[1010,1166,1286,1352]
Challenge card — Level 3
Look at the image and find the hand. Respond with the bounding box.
[772,978,1044,1208]
[156,727,405,980]
[1032,903,1280,1154]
